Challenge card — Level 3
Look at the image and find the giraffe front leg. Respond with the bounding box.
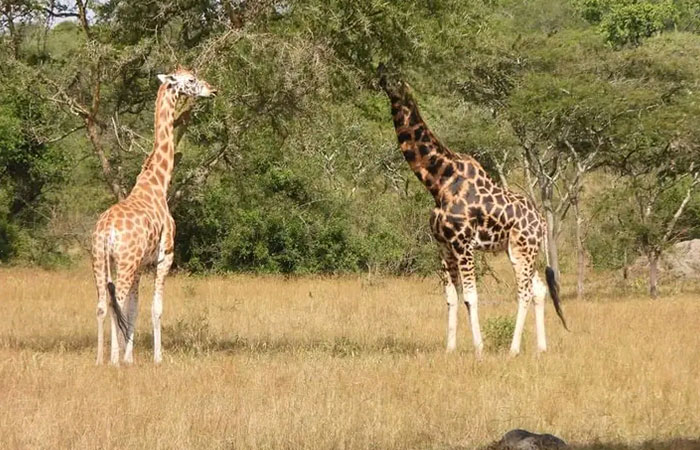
[153,252,173,364]
[458,249,483,358]
[441,250,460,352]
[123,274,141,364]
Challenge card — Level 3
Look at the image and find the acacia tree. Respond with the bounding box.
[606,96,700,297]
[459,29,624,285]
[3,0,242,202]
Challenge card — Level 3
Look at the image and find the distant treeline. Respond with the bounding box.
[1,0,699,295]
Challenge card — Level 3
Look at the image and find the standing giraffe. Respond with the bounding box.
[92,68,217,365]
[378,65,567,357]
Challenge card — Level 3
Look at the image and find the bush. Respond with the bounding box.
[483,315,517,353]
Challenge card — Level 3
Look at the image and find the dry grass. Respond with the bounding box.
[1,261,699,450]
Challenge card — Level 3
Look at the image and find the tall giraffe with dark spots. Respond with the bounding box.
[92,68,217,365]
[378,65,567,357]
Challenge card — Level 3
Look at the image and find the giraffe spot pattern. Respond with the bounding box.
[384,81,547,257]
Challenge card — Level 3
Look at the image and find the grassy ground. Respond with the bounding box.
[1,262,699,449]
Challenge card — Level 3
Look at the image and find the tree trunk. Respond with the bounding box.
[648,251,659,299]
[86,118,124,201]
[574,199,584,299]
[495,161,509,190]
[542,196,560,277]
[4,7,20,59]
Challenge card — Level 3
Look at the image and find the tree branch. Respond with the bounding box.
[661,164,699,246]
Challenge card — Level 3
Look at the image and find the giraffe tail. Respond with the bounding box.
[105,234,129,341]
[545,266,569,331]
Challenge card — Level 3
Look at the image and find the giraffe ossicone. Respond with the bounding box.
[91,67,217,366]
[378,65,568,357]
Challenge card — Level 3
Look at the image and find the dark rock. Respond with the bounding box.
[487,429,568,450]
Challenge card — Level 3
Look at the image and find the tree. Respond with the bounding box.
[608,103,700,297]
[459,29,622,286]
[0,54,70,262]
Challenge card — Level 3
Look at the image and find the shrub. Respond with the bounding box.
[483,315,517,353]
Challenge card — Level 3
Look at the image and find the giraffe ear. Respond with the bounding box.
[157,74,176,84]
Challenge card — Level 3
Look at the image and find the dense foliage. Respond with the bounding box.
[1,1,699,290]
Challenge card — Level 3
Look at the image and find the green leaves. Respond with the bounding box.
[2,0,700,276]
[575,0,678,47]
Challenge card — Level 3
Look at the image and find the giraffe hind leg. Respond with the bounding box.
[533,271,547,353]
[94,237,110,365]
[123,274,141,364]
[110,267,136,366]
[109,306,120,366]
[96,287,108,365]
[509,245,534,356]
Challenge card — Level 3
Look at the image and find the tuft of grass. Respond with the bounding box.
[162,312,214,355]
[482,315,518,353]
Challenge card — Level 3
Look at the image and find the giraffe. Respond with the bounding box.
[378,65,567,357]
[91,68,217,365]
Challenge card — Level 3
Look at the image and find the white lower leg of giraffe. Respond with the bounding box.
[96,300,107,365]
[152,291,163,363]
[109,309,120,366]
[464,287,484,358]
[445,282,459,352]
[123,287,139,364]
[153,252,172,364]
[533,272,547,353]
[510,294,529,356]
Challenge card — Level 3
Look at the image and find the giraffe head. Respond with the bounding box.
[157,67,218,98]
[377,62,413,103]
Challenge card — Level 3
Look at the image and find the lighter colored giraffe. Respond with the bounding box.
[92,68,216,365]
[378,65,567,357]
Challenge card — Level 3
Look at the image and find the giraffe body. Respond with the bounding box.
[92,68,216,365]
[379,66,566,356]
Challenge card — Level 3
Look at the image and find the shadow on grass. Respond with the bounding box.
[0,333,95,353]
[476,438,700,450]
[568,440,700,450]
[156,313,442,356]
[0,328,440,357]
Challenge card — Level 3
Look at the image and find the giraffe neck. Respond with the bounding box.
[131,85,179,198]
[389,93,459,198]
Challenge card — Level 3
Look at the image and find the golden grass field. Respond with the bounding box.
[1,261,699,449]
